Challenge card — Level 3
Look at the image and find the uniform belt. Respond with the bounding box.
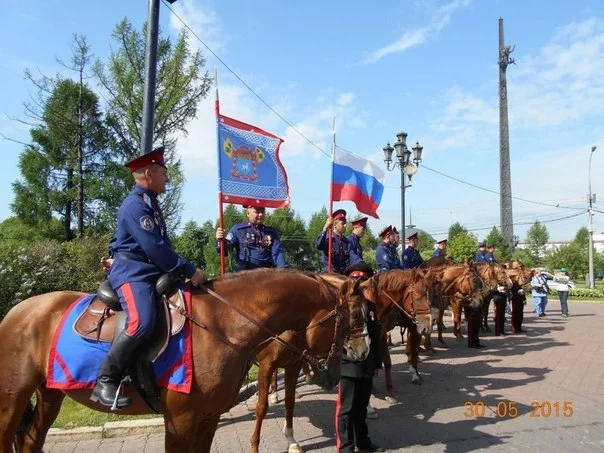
[113,252,151,263]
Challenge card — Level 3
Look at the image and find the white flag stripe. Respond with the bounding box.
[334,146,385,182]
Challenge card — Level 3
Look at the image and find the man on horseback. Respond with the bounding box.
[432,238,447,258]
[336,262,385,453]
[215,204,288,271]
[485,244,498,263]
[376,225,403,272]
[402,232,424,269]
[315,209,362,273]
[474,242,487,263]
[92,147,207,409]
[348,216,368,259]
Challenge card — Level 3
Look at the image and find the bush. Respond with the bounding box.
[0,236,109,320]
[548,287,604,299]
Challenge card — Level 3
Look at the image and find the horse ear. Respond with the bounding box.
[359,278,376,303]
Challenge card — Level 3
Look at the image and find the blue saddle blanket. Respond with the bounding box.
[46,289,193,393]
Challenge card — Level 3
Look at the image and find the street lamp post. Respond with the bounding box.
[383,132,423,248]
[588,145,597,289]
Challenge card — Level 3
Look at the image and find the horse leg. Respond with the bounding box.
[481,298,491,332]
[380,338,396,405]
[283,363,304,453]
[453,300,464,341]
[437,305,447,347]
[250,361,276,453]
[406,328,422,385]
[269,369,280,405]
[20,386,65,452]
[192,414,220,453]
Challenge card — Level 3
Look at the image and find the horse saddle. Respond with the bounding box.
[73,274,186,363]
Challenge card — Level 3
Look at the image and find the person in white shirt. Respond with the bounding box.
[555,268,570,318]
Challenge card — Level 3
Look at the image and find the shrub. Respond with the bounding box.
[0,236,109,320]
[548,287,604,299]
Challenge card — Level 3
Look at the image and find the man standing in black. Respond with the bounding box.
[335,262,384,453]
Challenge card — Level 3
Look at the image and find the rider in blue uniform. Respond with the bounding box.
[474,243,488,263]
[315,209,362,274]
[376,225,403,272]
[402,232,424,269]
[485,244,498,263]
[348,216,368,260]
[432,239,447,258]
[215,205,288,271]
[93,147,206,409]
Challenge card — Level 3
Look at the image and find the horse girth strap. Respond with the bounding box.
[170,286,339,369]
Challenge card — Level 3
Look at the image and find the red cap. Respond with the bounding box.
[124,147,166,173]
[407,232,418,240]
[331,209,347,221]
[379,225,394,238]
[351,216,368,227]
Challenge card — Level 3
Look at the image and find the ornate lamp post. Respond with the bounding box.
[383,132,423,247]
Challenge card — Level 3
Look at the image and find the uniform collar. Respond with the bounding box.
[134,184,158,199]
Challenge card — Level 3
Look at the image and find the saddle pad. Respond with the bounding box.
[46,285,193,394]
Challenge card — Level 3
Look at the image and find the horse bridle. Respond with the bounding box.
[443,268,482,303]
[168,286,347,371]
[379,279,428,325]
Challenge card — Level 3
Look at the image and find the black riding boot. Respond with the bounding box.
[90,331,143,409]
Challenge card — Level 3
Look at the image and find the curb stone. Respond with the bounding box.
[46,380,260,443]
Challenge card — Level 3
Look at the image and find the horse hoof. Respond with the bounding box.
[288,444,304,453]
[385,396,399,405]
[269,393,279,405]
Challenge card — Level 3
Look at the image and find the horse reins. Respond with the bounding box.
[168,286,343,370]
[379,281,427,324]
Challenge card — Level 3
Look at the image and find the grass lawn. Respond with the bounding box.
[51,364,259,429]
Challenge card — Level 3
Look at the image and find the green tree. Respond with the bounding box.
[511,248,537,268]
[12,74,110,240]
[265,207,314,270]
[173,220,208,269]
[485,226,512,262]
[417,231,434,256]
[0,217,63,245]
[526,221,549,263]
[307,207,329,272]
[448,230,479,262]
[202,205,244,276]
[543,227,590,278]
[448,222,467,242]
[94,19,212,231]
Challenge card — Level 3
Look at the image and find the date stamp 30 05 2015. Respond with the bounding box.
[464,401,574,419]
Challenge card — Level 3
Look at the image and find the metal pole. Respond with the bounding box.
[140,0,160,156]
[401,167,406,253]
[588,146,596,289]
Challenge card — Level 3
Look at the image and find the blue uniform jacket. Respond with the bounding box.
[432,248,444,258]
[315,231,362,274]
[376,242,403,272]
[108,185,196,288]
[402,246,423,269]
[217,222,287,271]
[485,251,497,263]
[347,233,364,260]
[474,251,487,263]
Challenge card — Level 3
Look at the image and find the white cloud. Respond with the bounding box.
[362,0,471,64]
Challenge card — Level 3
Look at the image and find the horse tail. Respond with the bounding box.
[12,398,36,453]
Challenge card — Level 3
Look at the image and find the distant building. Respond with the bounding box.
[516,233,604,254]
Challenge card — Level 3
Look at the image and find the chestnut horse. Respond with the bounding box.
[251,276,369,453]
[477,263,513,332]
[424,261,485,348]
[360,269,432,404]
[0,269,368,453]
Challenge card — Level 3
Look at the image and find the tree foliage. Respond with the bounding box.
[448,230,479,262]
[525,221,549,262]
[93,19,212,231]
[448,222,467,242]
[485,226,512,262]
[172,220,207,269]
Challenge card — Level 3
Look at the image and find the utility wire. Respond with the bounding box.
[161,2,592,217]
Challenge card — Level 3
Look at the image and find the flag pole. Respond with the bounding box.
[327,116,336,273]
[215,69,226,275]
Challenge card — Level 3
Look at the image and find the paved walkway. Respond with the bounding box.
[45,300,604,452]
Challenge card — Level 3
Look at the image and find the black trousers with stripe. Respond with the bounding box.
[335,376,373,453]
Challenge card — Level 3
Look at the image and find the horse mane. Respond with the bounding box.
[373,269,419,295]
[420,255,450,269]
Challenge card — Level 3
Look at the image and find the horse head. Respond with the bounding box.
[338,278,370,362]
[361,269,432,336]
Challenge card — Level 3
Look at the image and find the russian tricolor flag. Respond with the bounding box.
[332,146,385,219]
